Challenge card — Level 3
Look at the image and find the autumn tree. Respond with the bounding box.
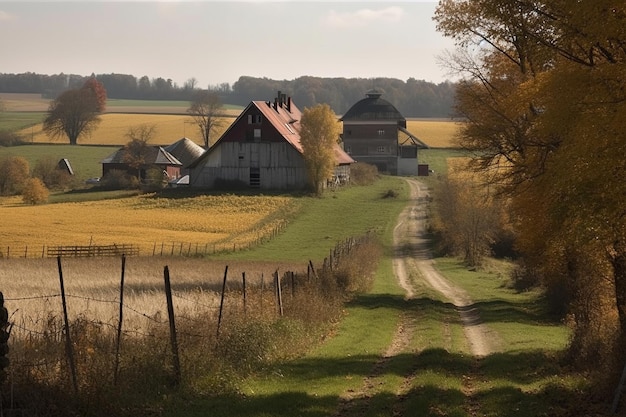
[187,90,223,148]
[435,0,626,378]
[122,124,156,180]
[0,156,29,195]
[82,76,107,112]
[299,103,340,195]
[43,77,107,145]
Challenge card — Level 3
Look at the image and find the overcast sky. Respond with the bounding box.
[0,1,457,88]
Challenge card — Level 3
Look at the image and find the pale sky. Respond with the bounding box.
[0,1,456,88]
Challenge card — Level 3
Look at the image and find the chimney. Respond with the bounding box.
[286,96,291,112]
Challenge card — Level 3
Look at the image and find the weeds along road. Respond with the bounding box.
[333,178,498,416]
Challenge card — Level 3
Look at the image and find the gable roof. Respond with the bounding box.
[189,94,354,168]
[101,146,183,166]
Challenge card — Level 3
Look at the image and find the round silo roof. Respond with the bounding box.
[341,90,405,122]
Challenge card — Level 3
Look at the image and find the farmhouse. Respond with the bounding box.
[341,90,428,176]
[188,92,354,190]
[101,146,183,181]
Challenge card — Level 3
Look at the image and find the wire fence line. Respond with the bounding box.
[2,233,372,393]
[0,222,289,260]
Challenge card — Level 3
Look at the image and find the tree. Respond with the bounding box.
[21,178,49,205]
[299,103,340,195]
[82,76,107,112]
[42,84,103,145]
[123,124,156,180]
[187,90,224,148]
[0,156,29,195]
[435,0,626,378]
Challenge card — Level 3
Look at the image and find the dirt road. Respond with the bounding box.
[334,178,496,416]
[393,178,496,357]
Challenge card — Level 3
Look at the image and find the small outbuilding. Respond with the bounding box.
[101,146,183,181]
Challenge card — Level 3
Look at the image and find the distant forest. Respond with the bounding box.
[0,72,457,118]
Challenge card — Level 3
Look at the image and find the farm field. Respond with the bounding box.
[2,93,461,148]
[15,114,461,148]
[16,113,234,147]
[0,192,297,257]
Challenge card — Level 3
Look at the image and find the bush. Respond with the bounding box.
[21,177,49,204]
[0,156,29,195]
[100,169,138,190]
[349,162,379,186]
[32,156,72,190]
[0,130,25,147]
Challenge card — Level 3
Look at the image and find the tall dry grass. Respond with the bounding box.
[2,236,381,416]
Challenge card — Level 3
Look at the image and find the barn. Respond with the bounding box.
[341,90,428,176]
[188,91,354,190]
[101,146,183,181]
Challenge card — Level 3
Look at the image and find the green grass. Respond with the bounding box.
[157,177,580,417]
[0,143,117,181]
[215,176,409,262]
[106,99,243,111]
[0,111,45,132]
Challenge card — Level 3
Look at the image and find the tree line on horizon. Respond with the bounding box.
[0,72,456,118]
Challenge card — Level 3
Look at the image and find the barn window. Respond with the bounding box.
[247,115,253,124]
[377,129,385,136]
[346,146,352,154]
[254,129,262,139]
[377,146,386,153]
[248,114,262,124]
[255,115,262,124]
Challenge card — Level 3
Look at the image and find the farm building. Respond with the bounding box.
[341,90,428,176]
[164,137,205,177]
[188,91,354,190]
[101,146,183,181]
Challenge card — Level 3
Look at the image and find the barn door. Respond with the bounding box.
[249,144,260,188]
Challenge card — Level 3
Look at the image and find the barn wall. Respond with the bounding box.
[190,142,308,189]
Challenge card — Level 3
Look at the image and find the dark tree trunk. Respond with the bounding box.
[611,241,626,341]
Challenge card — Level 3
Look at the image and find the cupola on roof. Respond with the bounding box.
[341,90,405,123]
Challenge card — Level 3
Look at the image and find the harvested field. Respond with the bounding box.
[17,113,235,147]
[0,193,297,256]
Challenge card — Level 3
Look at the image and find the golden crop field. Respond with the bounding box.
[0,193,298,256]
[19,113,235,147]
[405,119,462,148]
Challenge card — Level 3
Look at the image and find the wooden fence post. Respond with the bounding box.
[274,270,283,317]
[113,255,126,386]
[216,266,228,340]
[163,266,181,386]
[242,272,247,316]
[57,256,78,395]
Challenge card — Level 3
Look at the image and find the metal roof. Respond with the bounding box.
[101,146,182,166]
[164,137,205,167]
[341,91,405,122]
[189,93,353,168]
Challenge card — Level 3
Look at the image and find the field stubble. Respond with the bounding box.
[0,193,298,256]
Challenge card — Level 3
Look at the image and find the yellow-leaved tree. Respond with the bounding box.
[299,104,340,196]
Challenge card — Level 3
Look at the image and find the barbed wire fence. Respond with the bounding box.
[1,233,371,404]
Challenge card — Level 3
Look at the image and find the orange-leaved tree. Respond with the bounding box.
[43,77,107,145]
